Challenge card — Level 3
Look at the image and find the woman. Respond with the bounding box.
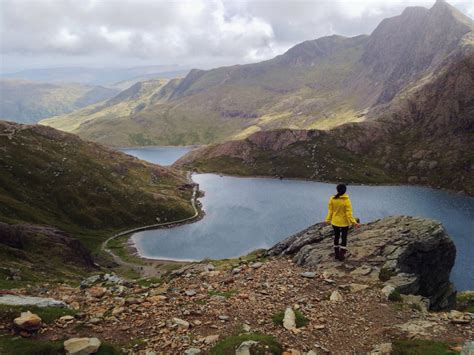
[324,184,359,261]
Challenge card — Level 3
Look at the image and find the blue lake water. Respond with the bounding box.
[119,146,194,166]
[121,147,474,290]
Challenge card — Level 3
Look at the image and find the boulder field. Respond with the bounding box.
[0,216,472,354]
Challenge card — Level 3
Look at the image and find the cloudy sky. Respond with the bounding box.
[1,0,473,73]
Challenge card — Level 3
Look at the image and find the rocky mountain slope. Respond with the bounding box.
[0,120,196,283]
[175,31,474,194]
[40,79,170,146]
[43,0,473,147]
[0,80,119,123]
[1,216,472,354]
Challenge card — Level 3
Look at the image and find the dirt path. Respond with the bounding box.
[101,183,199,279]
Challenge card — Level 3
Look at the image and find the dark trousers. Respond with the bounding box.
[332,225,348,247]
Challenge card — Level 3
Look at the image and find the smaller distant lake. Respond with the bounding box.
[119,146,194,166]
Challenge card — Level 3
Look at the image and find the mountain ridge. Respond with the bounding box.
[42,1,474,147]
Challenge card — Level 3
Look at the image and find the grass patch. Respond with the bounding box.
[379,267,397,282]
[0,336,64,355]
[106,235,147,266]
[0,305,76,324]
[136,277,163,287]
[272,309,309,328]
[392,339,460,354]
[389,289,403,302]
[211,249,267,271]
[208,290,236,299]
[161,263,183,272]
[210,333,282,355]
[456,291,474,313]
[0,335,121,355]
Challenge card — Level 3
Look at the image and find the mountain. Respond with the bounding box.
[0,80,119,123]
[175,33,474,194]
[0,120,196,282]
[40,79,171,145]
[1,65,187,86]
[43,1,473,147]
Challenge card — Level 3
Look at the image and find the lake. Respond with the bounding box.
[122,147,474,290]
[119,146,194,166]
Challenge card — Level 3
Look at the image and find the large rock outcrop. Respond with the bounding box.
[267,216,456,310]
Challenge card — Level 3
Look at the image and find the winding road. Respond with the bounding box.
[101,184,199,277]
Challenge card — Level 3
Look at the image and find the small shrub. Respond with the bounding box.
[379,267,396,282]
[388,289,402,302]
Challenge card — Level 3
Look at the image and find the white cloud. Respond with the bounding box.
[0,0,473,72]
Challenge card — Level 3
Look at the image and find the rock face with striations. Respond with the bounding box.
[267,216,456,310]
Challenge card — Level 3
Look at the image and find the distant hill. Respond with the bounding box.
[40,79,170,145]
[43,1,474,147]
[1,65,188,86]
[0,80,119,123]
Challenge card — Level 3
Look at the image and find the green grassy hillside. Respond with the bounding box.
[0,80,119,123]
[0,120,196,283]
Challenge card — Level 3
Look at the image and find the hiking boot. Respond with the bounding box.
[338,247,347,261]
[333,246,340,260]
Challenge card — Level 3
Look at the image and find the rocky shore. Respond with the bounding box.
[0,216,472,354]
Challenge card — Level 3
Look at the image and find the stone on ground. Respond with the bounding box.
[236,340,259,355]
[13,311,42,332]
[0,295,66,308]
[330,290,343,302]
[63,337,101,355]
[173,317,190,329]
[283,307,296,330]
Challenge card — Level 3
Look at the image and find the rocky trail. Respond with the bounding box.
[0,257,472,354]
[0,216,473,354]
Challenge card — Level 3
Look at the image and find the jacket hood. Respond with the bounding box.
[334,193,349,199]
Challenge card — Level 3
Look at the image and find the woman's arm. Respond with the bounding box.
[325,198,333,223]
[345,199,358,225]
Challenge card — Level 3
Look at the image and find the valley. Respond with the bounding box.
[1,0,474,353]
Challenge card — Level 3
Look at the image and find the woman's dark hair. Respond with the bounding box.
[334,184,347,199]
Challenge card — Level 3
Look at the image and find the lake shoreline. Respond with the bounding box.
[115,149,474,290]
[190,170,472,197]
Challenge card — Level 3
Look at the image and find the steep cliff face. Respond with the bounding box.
[267,216,456,310]
[361,0,473,104]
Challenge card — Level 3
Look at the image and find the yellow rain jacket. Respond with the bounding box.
[325,193,357,227]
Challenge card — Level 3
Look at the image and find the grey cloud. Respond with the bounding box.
[1,0,473,72]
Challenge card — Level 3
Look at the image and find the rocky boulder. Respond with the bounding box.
[13,311,42,332]
[267,216,456,310]
[64,337,101,355]
[0,295,67,308]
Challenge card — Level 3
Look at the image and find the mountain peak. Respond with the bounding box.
[430,0,474,28]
